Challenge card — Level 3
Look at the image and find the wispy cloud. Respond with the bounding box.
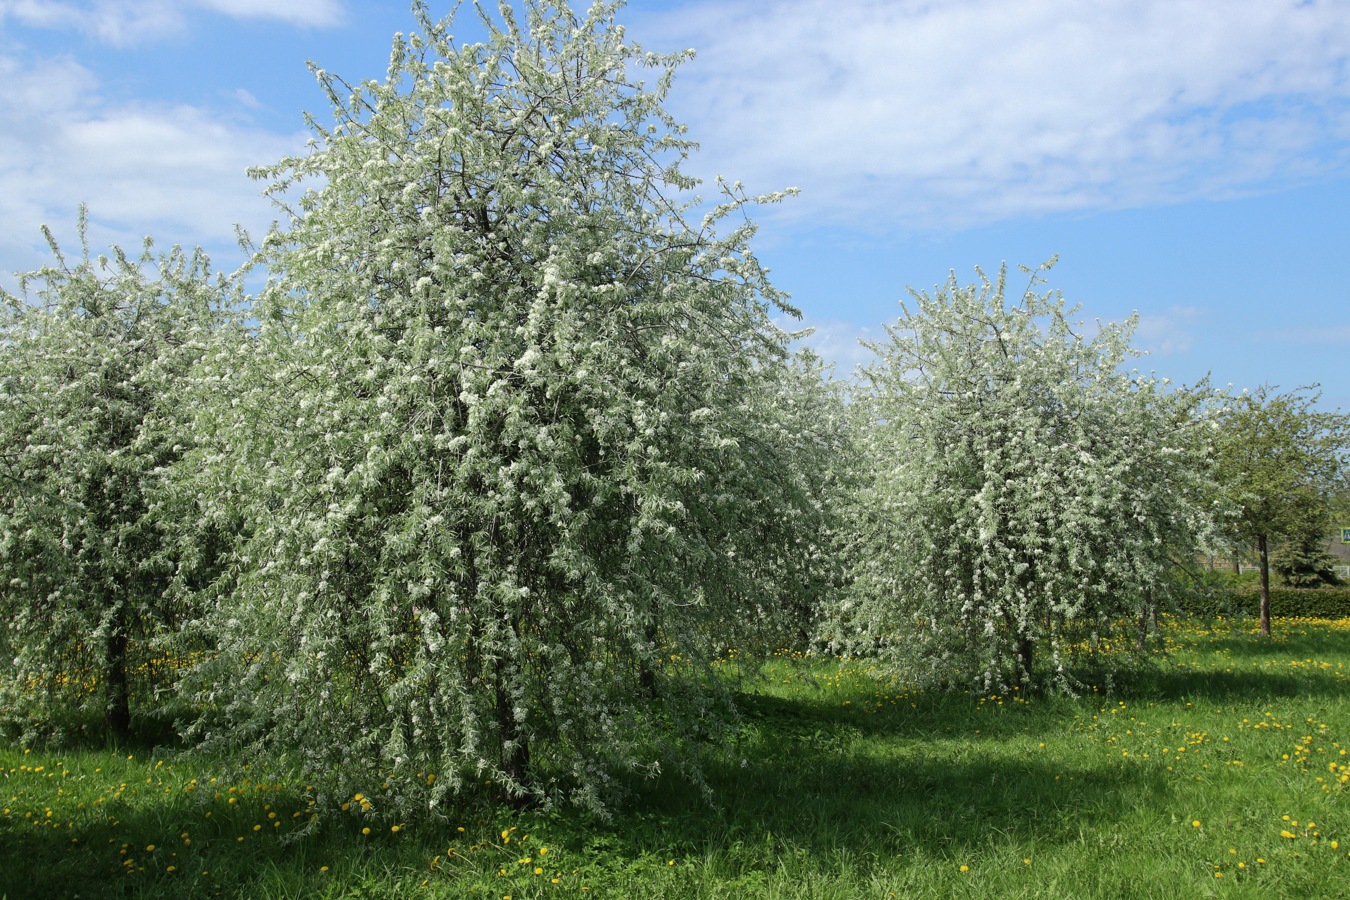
[1271,324,1350,345]
[194,0,344,28]
[1134,305,1209,356]
[637,0,1350,233]
[778,316,882,377]
[0,0,344,45]
[0,51,303,275]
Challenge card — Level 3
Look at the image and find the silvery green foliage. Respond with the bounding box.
[185,0,815,813]
[839,261,1219,693]
[0,213,238,742]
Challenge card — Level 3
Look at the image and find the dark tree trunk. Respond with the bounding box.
[1258,533,1272,638]
[639,623,658,698]
[105,614,131,744]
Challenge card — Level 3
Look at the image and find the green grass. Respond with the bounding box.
[4,617,1350,898]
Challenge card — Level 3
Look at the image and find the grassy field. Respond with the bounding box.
[4,617,1350,899]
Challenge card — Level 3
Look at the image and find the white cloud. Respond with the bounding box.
[636,0,1350,233]
[0,0,183,44]
[780,316,882,377]
[194,0,344,28]
[1134,305,1208,356]
[0,50,305,277]
[0,0,343,45]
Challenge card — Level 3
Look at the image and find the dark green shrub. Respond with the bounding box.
[1179,586,1350,619]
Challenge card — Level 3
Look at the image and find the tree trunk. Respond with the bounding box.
[1016,634,1034,687]
[639,622,658,698]
[495,657,532,808]
[1258,533,1272,638]
[105,611,131,744]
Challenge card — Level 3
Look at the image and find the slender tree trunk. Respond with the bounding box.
[1136,590,1159,652]
[495,655,532,808]
[1016,634,1034,687]
[1258,533,1272,638]
[105,607,131,744]
[639,622,658,698]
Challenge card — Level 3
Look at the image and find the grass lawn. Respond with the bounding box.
[3,616,1349,898]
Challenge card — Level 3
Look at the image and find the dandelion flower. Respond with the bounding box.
[960,865,970,873]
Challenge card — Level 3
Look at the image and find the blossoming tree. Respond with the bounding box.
[836,261,1219,693]
[0,215,238,743]
[184,0,825,812]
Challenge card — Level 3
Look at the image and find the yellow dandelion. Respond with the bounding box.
[362,827,371,836]
[960,865,970,873]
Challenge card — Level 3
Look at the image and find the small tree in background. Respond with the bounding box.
[837,261,1219,693]
[0,212,239,744]
[183,0,824,813]
[1215,385,1350,632]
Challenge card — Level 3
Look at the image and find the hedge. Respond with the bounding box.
[1176,586,1350,619]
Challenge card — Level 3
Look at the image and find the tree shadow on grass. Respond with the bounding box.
[0,773,437,900]
[544,692,1169,874]
[1189,627,1350,662]
[1137,666,1348,704]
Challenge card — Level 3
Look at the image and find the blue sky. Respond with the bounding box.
[2,0,1348,408]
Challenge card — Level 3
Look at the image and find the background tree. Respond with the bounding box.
[183,0,821,813]
[837,261,1219,693]
[1214,385,1350,633]
[0,213,238,744]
